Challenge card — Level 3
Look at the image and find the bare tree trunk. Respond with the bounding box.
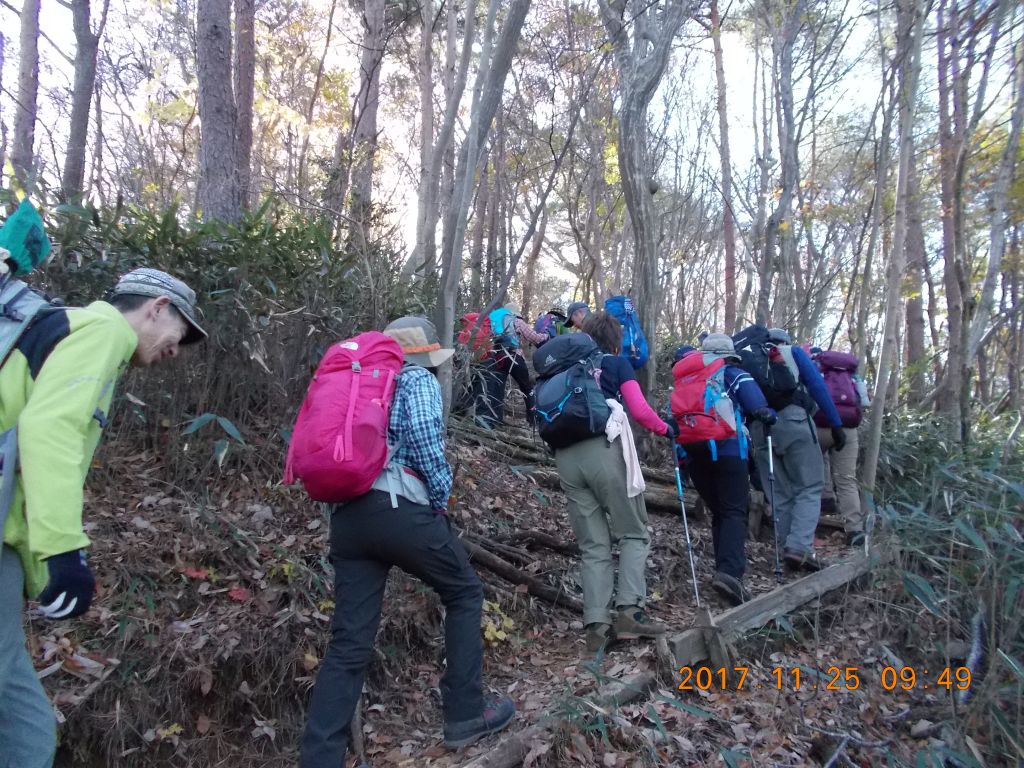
[62,0,108,201]
[709,0,737,333]
[12,0,40,185]
[404,0,476,282]
[196,0,240,222]
[412,0,435,276]
[233,0,255,208]
[862,0,924,492]
[88,66,104,202]
[347,0,386,244]
[599,0,687,393]
[904,148,927,401]
[521,210,546,322]
[297,0,338,194]
[436,0,532,413]
[764,0,802,328]
[935,0,965,431]
[469,162,489,309]
[966,37,1023,362]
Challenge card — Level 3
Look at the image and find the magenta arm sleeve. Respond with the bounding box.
[619,379,668,435]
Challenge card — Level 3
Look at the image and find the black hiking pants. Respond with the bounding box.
[476,346,533,426]
[682,445,749,579]
[300,491,485,766]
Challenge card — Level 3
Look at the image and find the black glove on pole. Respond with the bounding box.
[831,427,847,452]
[36,550,94,619]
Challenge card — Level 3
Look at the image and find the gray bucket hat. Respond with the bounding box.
[111,267,207,345]
[767,327,792,344]
[701,332,741,362]
[383,316,454,368]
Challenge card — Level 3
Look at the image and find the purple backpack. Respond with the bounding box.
[813,351,863,428]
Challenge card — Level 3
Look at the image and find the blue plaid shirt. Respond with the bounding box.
[388,365,452,511]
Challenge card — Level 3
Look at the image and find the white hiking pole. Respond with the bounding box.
[766,430,783,582]
[673,450,702,607]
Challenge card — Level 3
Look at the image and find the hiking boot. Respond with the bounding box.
[613,607,667,639]
[711,572,750,606]
[443,694,516,749]
[783,548,826,572]
[585,622,612,654]
[845,530,866,547]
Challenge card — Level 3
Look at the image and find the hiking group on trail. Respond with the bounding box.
[2,202,872,766]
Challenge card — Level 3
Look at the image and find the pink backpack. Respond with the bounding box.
[283,332,404,502]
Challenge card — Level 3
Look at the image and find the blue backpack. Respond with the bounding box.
[488,307,519,348]
[604,295,648,370]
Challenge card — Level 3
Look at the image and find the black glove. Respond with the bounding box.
[831,427,847,452]
[36,550,94,619]
[662,419,679,440]
[753,408,778,427]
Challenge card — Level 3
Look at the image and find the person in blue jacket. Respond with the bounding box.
[749,328,844,571]
[674,334,777,605]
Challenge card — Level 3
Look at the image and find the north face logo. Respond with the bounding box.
[544,355,556,367]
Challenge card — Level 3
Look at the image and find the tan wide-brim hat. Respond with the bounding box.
[383,316,455,368]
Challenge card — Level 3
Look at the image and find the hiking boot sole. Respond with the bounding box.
[711,579,748,606]
[443,709,515,749]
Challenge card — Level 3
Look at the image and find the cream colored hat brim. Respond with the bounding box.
[383,324,455,368]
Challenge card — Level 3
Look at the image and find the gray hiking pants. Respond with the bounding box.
[751,405,824,555]
[555,436,650,626]
[0,546,57,768]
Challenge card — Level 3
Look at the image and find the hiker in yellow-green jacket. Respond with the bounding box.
[0,266,206,767]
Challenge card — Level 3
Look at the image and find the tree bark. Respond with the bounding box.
[521,210,547,321]
[710,0,737,333]
[12,0,40,185]
[598,0,687,395]
[347,0,386,245]
[403,0,476,282]
[862,0,924,492]
[935,0,965,433]
[904,148,927,401]
[965,38,1023,363]
[233,0,255,209]
[296,0,338,194]
[411,0,435,278]
[764,0,803,328]
[196,0,241,222]
[62,0,108,202]
[436,0,532,412]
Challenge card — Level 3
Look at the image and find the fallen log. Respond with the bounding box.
[457,672,658,768]
[499,529,580,557]
[669,548,881,667]
[462,532,538,566]
[458,536,582,613]
[524,466,703,519]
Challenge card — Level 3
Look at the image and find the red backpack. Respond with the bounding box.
[458,312,493,362]
[283,332,404,502]
[670,353,740,446]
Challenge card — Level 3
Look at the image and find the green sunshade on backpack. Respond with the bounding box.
[0,199,51,276]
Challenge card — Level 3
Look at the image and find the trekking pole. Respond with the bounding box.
[765,428,783,582]
[672,446,702,608]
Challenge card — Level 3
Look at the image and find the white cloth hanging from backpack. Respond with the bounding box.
[605,399,645,498]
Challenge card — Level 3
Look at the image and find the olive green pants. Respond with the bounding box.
[555,436,650,626]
